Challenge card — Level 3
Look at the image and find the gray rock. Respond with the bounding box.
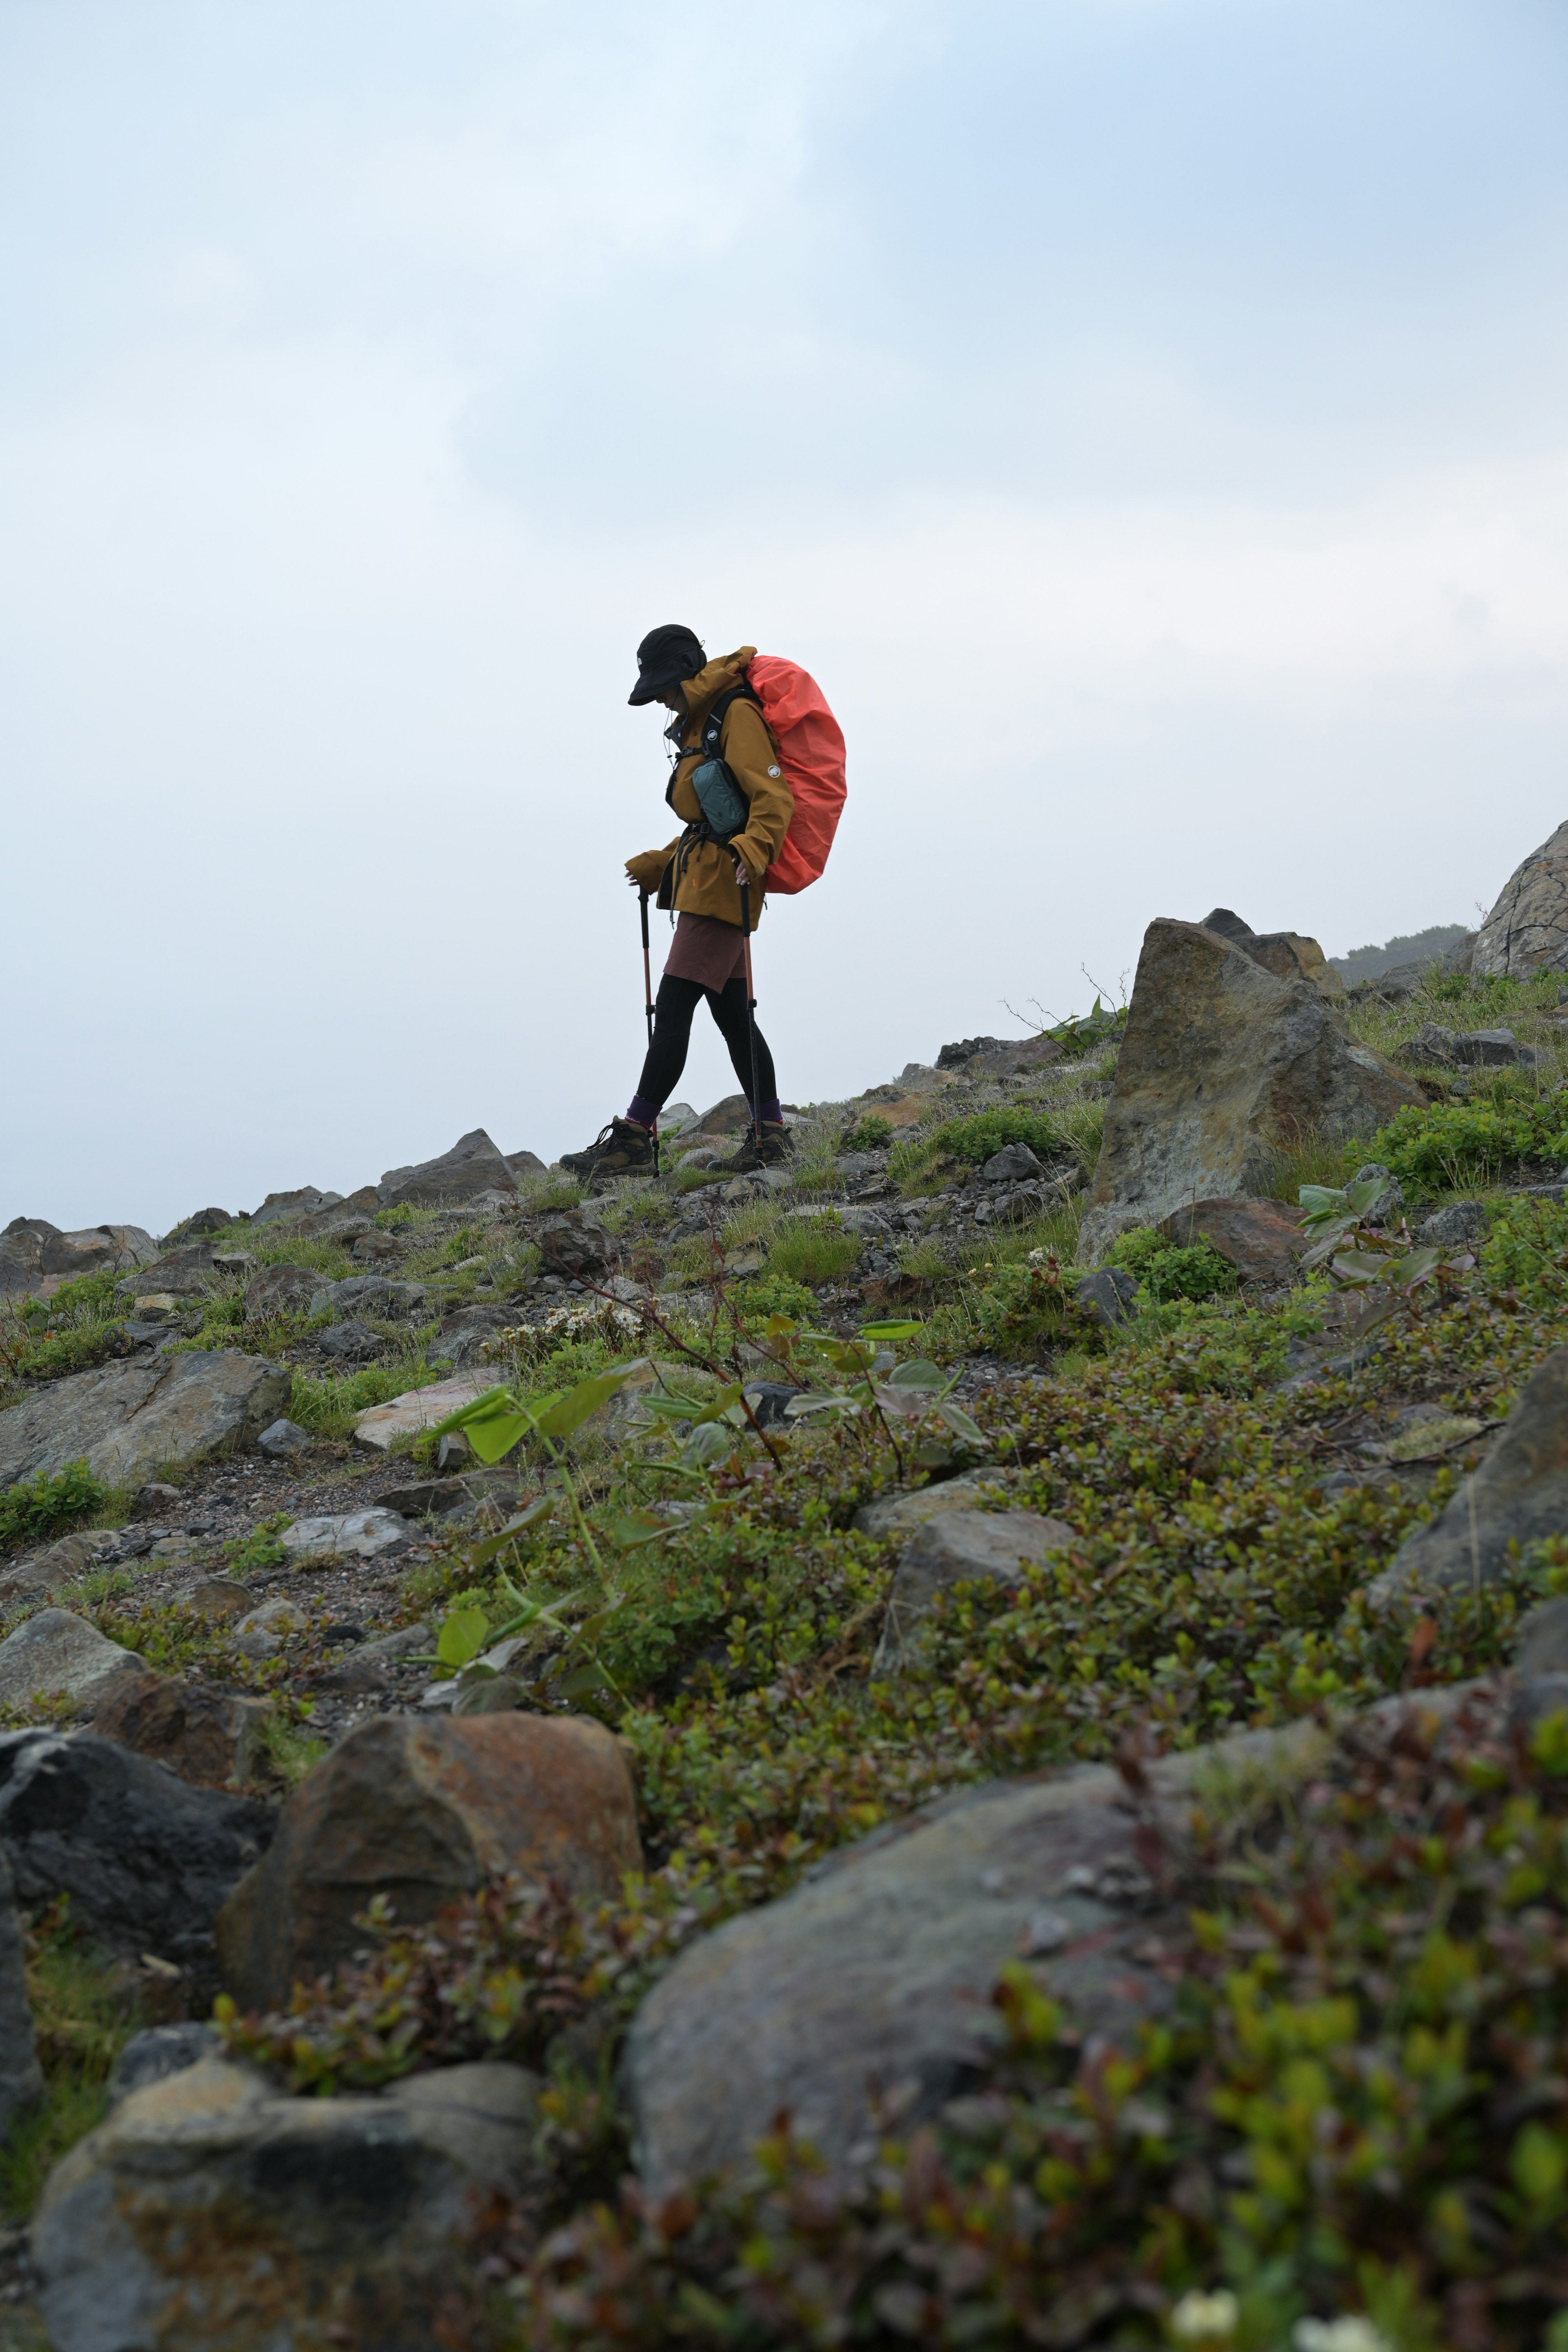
[504,1147,547,1178]
[1074,1266,1140,1327]
[0,1728,274,1966]
[310,1274,427,1320]
[249,1185,344,1229]
[111,1239,225,1301]
[853,1471,1020,1540]
[626,1713,1334,2190]
[256,1416,312,1458]
[1515,1595,1568,1681]
[35,2057,541,2352]
[164,1208,234,1242]
[741,1382,803,1429]
[1416,1200,1488,1247]
[38,1225,160,1281]
[872,1509,1076,1673]
[242,1261,321,1318]
[379,1128,518,1210]
[0,1350,290,1490]
[0,1218,55,1299]
[1346,960,1430,1003]
[1196,910,1345,997]
[534,1213,611,1280]
[1444,931,1478,974]
[0,1849,42,2140]
[108,2022,220,2107]
[1473,819,1568,978]
[1397,1021,1535,1070]
[1080,919,1424,1257]
[277,1508,411,1563]
[0,1610,145,1719]
[317,1317,381,1361]
[1350,1162,1404,1221]
[1370,1345,1568,1606]
[980,1142,1044,1183]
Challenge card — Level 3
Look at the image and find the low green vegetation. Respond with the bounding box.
[765,1215,860,1289]
[0,1903,141,2222]
[0,1461,111,1553]
[1109,1224,1240,1302]
[285,1355,441,1441]
[1370,1091,1568,1198]
[842,1114,894,1152]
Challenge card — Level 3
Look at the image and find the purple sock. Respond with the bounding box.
[759,1097,784,1127]
[624,1094,660,1128]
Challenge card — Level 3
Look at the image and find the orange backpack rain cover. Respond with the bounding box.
[747,656,847,895]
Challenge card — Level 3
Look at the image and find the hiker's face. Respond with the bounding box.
[655,683,686,713]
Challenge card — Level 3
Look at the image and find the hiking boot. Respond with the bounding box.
[559,1118,657,1181]
[715,1121,794,1175]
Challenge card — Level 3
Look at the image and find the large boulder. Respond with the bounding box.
[0,1729,274,1968]
[92,1672,273,1791]
[1157,1195,1309,1285]
[43,1225,159,1279]
[0,1609,145,1718]
[1079,919,1425,1257]
[872,1509,1075,1673]
[34,2056,540,2352]
[1199,907,1345,997]
[352,1372,488,1451]
[1472,819,1568,978]
[1370,1345,1568,1607]
[112,1239,226,1300]
[627,1717,1337,2191]
[379,1129,517,1210]
[242,1262,322,1318]
[216,1712,642,2009]
[0,1350,290,1490]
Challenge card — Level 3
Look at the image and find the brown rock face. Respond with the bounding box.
[92,1671,272,1790]
[1158,1195,1309,1285]
[1079,920,1425,1257]
[1472,819,1568,978]
[216,1712,642,2009]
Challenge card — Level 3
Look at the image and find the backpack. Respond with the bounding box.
[676,657,847,893]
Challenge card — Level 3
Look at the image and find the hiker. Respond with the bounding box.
[561,626,795,1181]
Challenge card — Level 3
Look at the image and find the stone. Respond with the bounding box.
[256,1416,312,1459]
[310,1273,427,1319]
[626,1713,1342,2189]
[1074,1267,1140,1327]
[108,2021,220,2107]
[0,1610,145,1718]
[1349,1161,1403,1221]
[249,1186,343,1230]
[505,1147,547,1177]
[165,1208,234,1242]
[34,2055,541,2352]
[277,1508,411,1563]
[379,1127,518,1210]
[0,1218,54,1299]
[242,1262,321,1318]
[134,1481,183,1515]
[232,1596,307,1657]
[1416,1200,1488,1247]
[22,1530,108,1587]
[1079,918,1426,1257]
[1345,960,1430,1003]
[533,1214,610,1281]
[937,1036,1064,1078]
[91,1671,272,1790]
[353,1373,488,1451]
[216,1712,642,2009]
[318,1317,381,1361]
[980,1142,1044,1183]
[0,1728,274,1966]
[0,1350,290,1492]
[1157,1196,1308,1284]
[352,1227,403,1262]
[1370,1345,1568,1606]
[38,1225,159,1280]
[176,1578,256,1623]
[853,1471,1020,1541]
[1396,1021,1536,1070]
[1197,909,1345,997]
[111,1240,225,1301]
[1472,819,1568,978]
[0,1848,42,2143]
[1444,931,1478,974]
[1515,1595,1568,1681]
[741,1381,804,1428]
[873,1510,1076,1673]
[437,1429,472,1467]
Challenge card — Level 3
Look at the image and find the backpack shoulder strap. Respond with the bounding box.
[699,679,762,760]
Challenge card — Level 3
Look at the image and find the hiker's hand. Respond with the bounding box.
[733,855,750,887]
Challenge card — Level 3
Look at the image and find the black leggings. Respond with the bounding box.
[636,975,776,1114]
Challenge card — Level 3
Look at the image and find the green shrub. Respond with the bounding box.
[1108,1225,1239,1302]
[731,1272,817,1325]
[767,1218,860,1288]
[0,1903,142,2219]
[1369,1094,1568,1196]
[894,1106,1064,1176]
[286,1360,439,1442]
[0,1462,109,1552]
[842,1116,893,1152]
[930,1253,1103,1361]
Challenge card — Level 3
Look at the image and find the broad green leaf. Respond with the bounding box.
[436,1607,490,1670]
[464,1497,557,1569]
[1384,1246,1443,1290]
[430,1384,516,1439]
[532,1359,652,1439]
[552,1660,618,1701]
[607,1512,684,1549]
[574,1593,628,1644]
[1344,1178,1387,1216]
[1298,1184,1346,1215]
[937,1399,990,1446]
[858,1319,924,1343]
[464,1411,538,1466]
[889,1359,947,1389]
[786,1391,865,1419]
[693,1382,744,1426]
[871,1380,940,1419]
[639,1390,710,1423]
[1331,1251,1391,1284]
[682,1420,735,1466]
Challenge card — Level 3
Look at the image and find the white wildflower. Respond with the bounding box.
[1294,2319,1394,2352]
[1169,2288,1239,2343]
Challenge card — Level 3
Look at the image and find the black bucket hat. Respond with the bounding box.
[628,623,706,706]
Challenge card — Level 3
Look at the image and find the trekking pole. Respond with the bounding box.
[639,891,657,1148]
[738,875,762,1147]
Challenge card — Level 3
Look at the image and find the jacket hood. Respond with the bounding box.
[680,646,757,725]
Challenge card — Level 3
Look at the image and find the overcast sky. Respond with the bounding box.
[4,0,1568,1233]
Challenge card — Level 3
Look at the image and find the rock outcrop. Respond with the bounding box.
[217,1711,642,2009]
[872,1509,1075,1673]
[0,1609,145,1717]
[1198,907,1345,997]
[0,1350,291,1490]
[379,1128,517,1209]
[34,2056,541,2352]
[1472,818,1568,978]
[1157,1195,1309,1285]
[1080,919,1426,1256]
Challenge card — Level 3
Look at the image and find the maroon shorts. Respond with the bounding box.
[664,912,747,993]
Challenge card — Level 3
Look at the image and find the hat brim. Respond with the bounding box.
[628,670,688,708]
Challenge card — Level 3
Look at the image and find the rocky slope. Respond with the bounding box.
[3,872,1568,2350]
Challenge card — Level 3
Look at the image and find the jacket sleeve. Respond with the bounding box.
[722,702,793,888]
[625,842,676,892]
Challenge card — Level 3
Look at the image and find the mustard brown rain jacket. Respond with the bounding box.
[624,646,794,928]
